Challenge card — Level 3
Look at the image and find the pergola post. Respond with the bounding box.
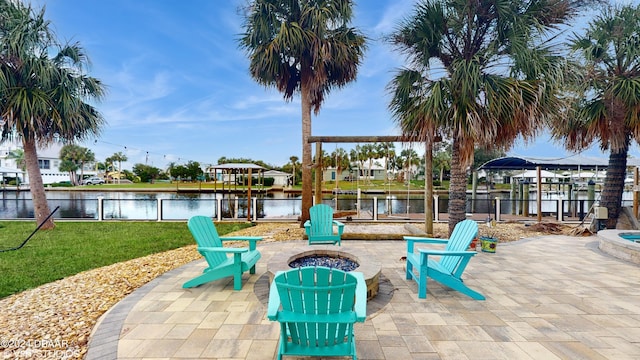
[315,142,323,205]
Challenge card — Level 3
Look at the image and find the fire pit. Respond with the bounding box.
[267,245,381,300]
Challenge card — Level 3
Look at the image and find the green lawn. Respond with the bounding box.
[0,221,252,299]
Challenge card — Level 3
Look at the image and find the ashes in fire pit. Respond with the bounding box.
[289,255,359,272]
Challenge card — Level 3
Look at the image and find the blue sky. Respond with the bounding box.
[34,0,637,170]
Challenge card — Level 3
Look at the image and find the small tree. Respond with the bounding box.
[59,160,79,184]
[132,163,162,183]
[60,144,94,185]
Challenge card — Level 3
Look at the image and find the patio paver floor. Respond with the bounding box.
[86,234,640,359]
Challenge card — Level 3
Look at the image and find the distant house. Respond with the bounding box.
[36,143,71,184]
[323,163,387,182]
[262,169,291,187]
[0,140,92,185]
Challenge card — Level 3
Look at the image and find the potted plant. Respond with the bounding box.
[479,221,498,253]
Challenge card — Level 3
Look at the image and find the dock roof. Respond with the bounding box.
[479,155,640,171]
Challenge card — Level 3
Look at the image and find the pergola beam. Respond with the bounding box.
[308,135,409,143]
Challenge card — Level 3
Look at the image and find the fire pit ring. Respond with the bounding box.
[267,245,381,300]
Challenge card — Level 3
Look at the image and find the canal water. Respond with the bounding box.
[0,189,633,220]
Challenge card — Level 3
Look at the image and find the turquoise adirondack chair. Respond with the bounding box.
[267,266,367,360]
[304,204,344,245]
[404,219,485,300]
[183,216,262,290]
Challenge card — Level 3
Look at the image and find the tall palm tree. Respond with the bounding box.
[0,0,105,229]
[388,0,585,234]
[552,4,640,228]
[239,0,366,224]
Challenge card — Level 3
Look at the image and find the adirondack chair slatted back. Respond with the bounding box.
[439,220,478,274]
[308,204,335,237]
[187,216,226,267]
[274,267,357,350]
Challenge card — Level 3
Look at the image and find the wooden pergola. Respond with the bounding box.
[307,135,410,203]
[307,135,436,234]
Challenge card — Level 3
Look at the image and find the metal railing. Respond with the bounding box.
[0,195,605,223]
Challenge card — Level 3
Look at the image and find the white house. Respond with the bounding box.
[0,140,96,185]
[262,169,291,187]
[323,162,389,182]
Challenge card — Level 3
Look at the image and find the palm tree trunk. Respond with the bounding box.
[601,140,629,228]
[23,138,55,229]
[448,136,467,235]
[300,83,313,225]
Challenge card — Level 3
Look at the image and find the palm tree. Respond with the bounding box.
[166,161,177,181]
[388,0,585,234]
[110,152,128,184]
[289,155,299,187]
[552,4,640,228]
[433,142,452,183]
[0,0,105,229]
[239,0,366,224]
[60,144,95,185]
[377,142,395,183]
[399,148,420,183]
[6,149,25,171]
[78,147,95,183]
[360,144,376,183]
[330,147,349,189]
[60,144,83,185]
[58,159,79,185]
[321,149,332,184]
[350,146,366,181]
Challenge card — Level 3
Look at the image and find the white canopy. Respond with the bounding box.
[512,170,565,179]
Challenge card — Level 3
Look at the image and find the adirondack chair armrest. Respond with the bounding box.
[333,220,345,236]
[220,236,262,241]
[220,236,262,250]
[303,220,311,234]
[352,272,367,322]
[266,271,283,321]
[197,246,248,254]
[404,236,449,244]
[405,236,448,253]
[418,249,477,257]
